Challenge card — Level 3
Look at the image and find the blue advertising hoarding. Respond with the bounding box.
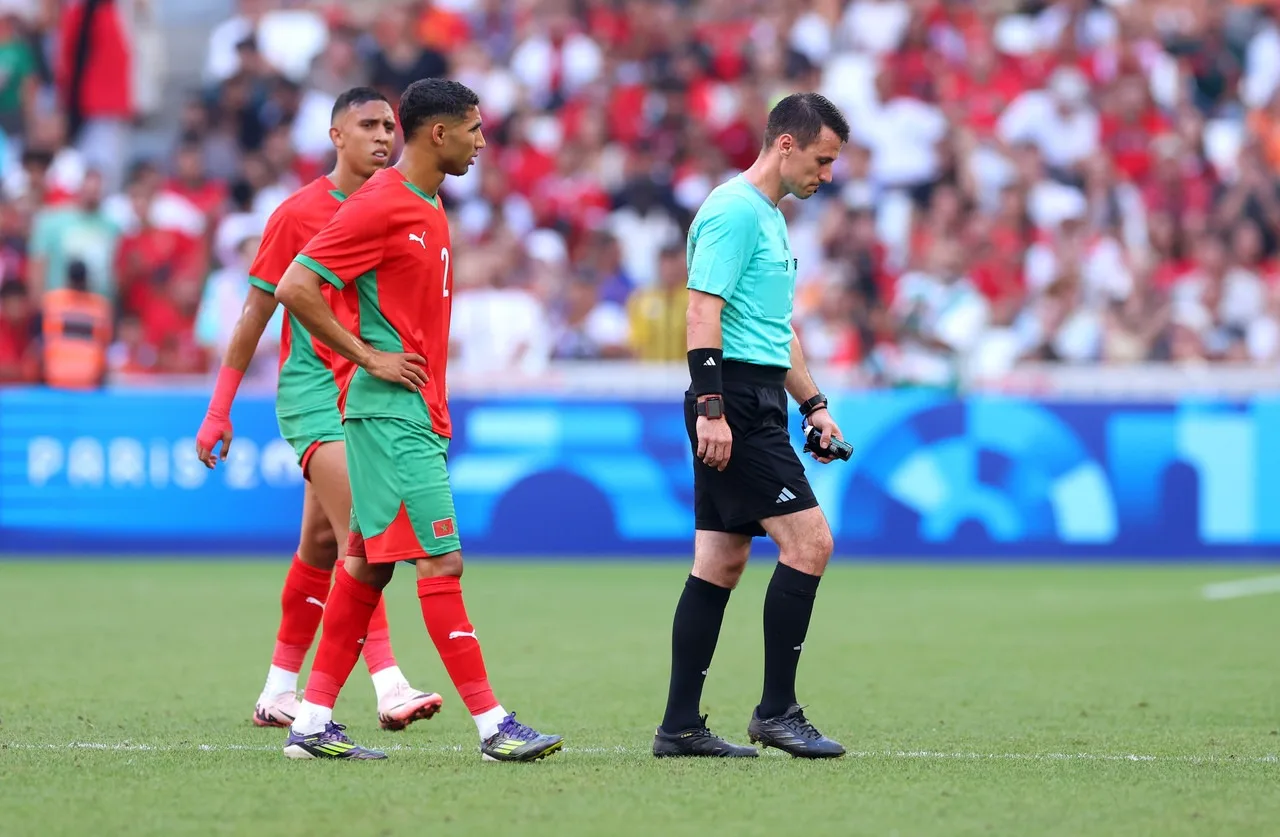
[1,386,1277,558]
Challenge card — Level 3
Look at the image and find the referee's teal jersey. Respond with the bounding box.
[686,174,796,369]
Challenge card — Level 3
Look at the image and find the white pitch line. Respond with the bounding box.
[1202,574,1280,601]
[4,742,1276,764]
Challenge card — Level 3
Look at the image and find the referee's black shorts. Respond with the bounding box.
[683,360,819,537]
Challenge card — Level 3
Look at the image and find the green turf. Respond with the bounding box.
[1,560,1278,836]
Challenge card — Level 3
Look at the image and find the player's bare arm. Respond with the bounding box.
[784,328,843,464]
[195,285,279,467]
[687,288,732,471]
[222,286,280,376]
[275,263,429,392]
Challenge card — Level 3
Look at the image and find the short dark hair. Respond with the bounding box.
[67,260,89,292]
[331,87,389,125]
[399,78,480,142]
[127,160,158,186]
[229,178,255,211]
[762,92,849,149]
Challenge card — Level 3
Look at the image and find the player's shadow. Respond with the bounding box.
[485,469,618,555]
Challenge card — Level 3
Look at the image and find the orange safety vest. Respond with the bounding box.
[42,288,112,389]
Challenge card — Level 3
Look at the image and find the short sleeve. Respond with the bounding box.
[247,210,301,293]
[995,91,1042,148]
[295,194,388,290]
[686,196,758,301]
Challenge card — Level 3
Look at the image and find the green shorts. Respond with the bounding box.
[344,417,460,562]
[277,406,345,477]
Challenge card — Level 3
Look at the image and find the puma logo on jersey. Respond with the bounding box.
[408,231,427,249]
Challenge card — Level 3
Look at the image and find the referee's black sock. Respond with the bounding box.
[758,562,822,719]
[661,574,732,733]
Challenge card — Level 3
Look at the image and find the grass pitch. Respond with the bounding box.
[1,560,1278,836]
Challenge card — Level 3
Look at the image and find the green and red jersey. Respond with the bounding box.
[294,167,454,437]
[248,177,357,419]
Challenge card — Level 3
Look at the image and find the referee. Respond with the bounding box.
[653,93,850,759]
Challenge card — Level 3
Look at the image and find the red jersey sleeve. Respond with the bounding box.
[247,210,302,293]
[294,194,388,290]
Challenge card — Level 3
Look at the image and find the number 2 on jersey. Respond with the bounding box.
[440,247,450,298]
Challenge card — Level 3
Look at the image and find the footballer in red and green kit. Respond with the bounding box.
[294,166,458,561]
[248,178,360,473]
[276,77,562,764]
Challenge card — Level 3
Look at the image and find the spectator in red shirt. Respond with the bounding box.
[57,0,134,192]
[1142,136,1215,218]
[0,197,31,286]
[0,279,38,383]
[965,211,1026,325]
[885,11,941,103]
[1100,74,1169,183]
[165,138,228,219]
[938,35,1024,138]
[989,183,1035,264]
[694,6,752,82]
[533,140,613,236]
[144,277,208,375]
[115,170,202,321]
[498,112,557,197]
[1146,210,1191,291]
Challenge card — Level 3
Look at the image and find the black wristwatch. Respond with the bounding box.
[696,395,724,419]
[798,392,828,418]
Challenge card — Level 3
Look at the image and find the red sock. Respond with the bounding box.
[304,567,382,709]
[340,537,398,675]
[417,576,498,715]
[272,554,332,673]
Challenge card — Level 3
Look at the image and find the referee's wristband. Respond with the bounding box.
[688,348,723,396]
[798,392,828,418]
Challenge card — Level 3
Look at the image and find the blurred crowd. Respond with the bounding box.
[2,0,1280,390]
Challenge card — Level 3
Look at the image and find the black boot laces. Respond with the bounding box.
[691,714,717,738]
[782,706,823,740]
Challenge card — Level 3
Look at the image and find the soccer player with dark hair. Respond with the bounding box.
[274,78,563,762]
[653,92,851,759]
[195,87,443,733]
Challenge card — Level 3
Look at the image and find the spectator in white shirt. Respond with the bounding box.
[550,273,632,360]
[449,234,554,377]
[606,178,681,290]
[998,67,1099,175]
[509,9,603,109]
[885,238,991,386]
[855,68,948,191]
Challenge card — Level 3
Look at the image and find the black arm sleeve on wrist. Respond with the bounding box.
[798,392,828,417]
[688,348,723,396]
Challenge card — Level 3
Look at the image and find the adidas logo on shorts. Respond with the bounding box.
[776,487,796,504]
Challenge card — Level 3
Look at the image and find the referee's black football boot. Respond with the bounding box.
[747,704,845,759]
[653,714,759,758]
